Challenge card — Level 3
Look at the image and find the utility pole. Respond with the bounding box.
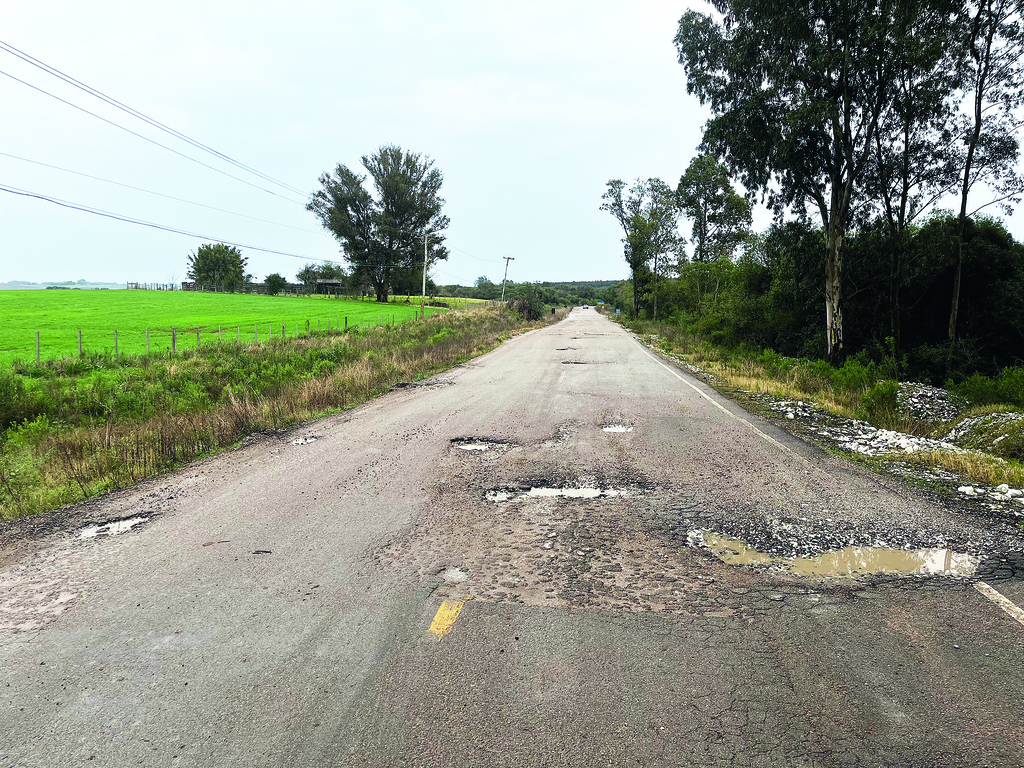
[500,256,514,302]
[422,230,431,319]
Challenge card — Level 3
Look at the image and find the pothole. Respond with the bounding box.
[440,567,468,583]
[602,424,633,433]
[561,361,587,365]
[79,516,149,540]
[451,437,516,452]
[393,380,454,391]
[693,531,979,578]
[291,434,321,445]
[487,486,630,501]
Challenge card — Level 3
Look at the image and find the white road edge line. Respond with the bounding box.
[627,334,793,454]
[975,582,1024,628]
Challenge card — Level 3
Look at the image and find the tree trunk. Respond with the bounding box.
[825,225,845,365]
[631,272,639,320]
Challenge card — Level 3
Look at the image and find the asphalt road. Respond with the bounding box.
[2,307,1023,767]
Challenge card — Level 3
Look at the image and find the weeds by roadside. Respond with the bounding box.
[622,317,1024,491]
[0,306,561,520]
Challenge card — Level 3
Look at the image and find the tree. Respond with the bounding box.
[859,2,963,351]
[307,145,450,303]
[295,262,347,294]
[264,273,287,296]
[186,243,251,292]
[947,0,1024,346]
[676,154,752,263]
[676,0,944,363]
[601,178,682,319]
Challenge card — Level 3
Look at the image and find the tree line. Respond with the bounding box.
[605,0,1024,380]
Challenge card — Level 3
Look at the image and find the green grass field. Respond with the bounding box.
[0,290,450,363]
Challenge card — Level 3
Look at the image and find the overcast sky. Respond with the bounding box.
[3,1,1022,288]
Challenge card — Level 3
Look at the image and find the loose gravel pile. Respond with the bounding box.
[898,382,963,423]
[746,392,1024,521]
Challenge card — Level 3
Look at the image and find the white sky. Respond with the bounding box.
[2,1,1021,287]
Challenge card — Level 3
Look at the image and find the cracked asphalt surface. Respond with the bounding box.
[2,307,1023,767]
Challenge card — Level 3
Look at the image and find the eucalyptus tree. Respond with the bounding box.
[601,178,682,319]
[676,154,752,263]
[947,0,1024,345]
[307,145,449,303]
[676,0,950,363]
[862,1,964,348]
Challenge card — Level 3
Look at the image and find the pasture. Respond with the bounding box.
[0,290,448,364]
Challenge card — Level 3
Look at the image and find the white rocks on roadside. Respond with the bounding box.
[958,482,1024,511]
[898,382,963,423]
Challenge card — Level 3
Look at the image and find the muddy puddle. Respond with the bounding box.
[697,532,979,577]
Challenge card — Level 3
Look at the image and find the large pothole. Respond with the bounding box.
[451,437,517,453]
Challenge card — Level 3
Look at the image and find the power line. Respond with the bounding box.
[2,179,480,280]
[0,150,322,234]
[449,244,500,263]
[0,39,306,197]
[0,69,306,205]
[0,182,335,262]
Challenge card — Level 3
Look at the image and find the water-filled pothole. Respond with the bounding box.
[602,424,633,433]
[291,434,321,445]
[79,516,149,539]
[696,532,979,577]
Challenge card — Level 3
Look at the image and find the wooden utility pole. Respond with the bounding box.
[500,257,515,302]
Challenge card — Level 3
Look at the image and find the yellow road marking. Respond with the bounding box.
[428,596,473,641]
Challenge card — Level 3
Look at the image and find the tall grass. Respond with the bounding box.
[0,307,555,519]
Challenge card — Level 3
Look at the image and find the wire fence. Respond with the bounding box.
[19,313,417,365]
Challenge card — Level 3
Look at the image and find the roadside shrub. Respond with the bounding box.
[0,368,26,428]
[953,366,1024,408]
[508,285,544,321]
[859,379,899,424]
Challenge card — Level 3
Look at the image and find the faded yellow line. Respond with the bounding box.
[428,596,473,641]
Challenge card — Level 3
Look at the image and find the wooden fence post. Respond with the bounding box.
[36,331,39,364]
[196,329,200,350]
[345,317,348,330]
[172,327,177,353]
[219,326,222,344]
[78,329,82,357]
[146,328,150,355]
[114,330,118,359]
[254,324,258,343]
[237,326,240,343]
[282,322,286,339]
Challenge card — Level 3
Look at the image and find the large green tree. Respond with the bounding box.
[861,2,963,350]
[307,145,449,302]
[676,154,752,263]
[675,0,947,363]
[947,0,1024,345]
[296,261,347,293]
[601,178,682,320]
[186,243,251,292]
